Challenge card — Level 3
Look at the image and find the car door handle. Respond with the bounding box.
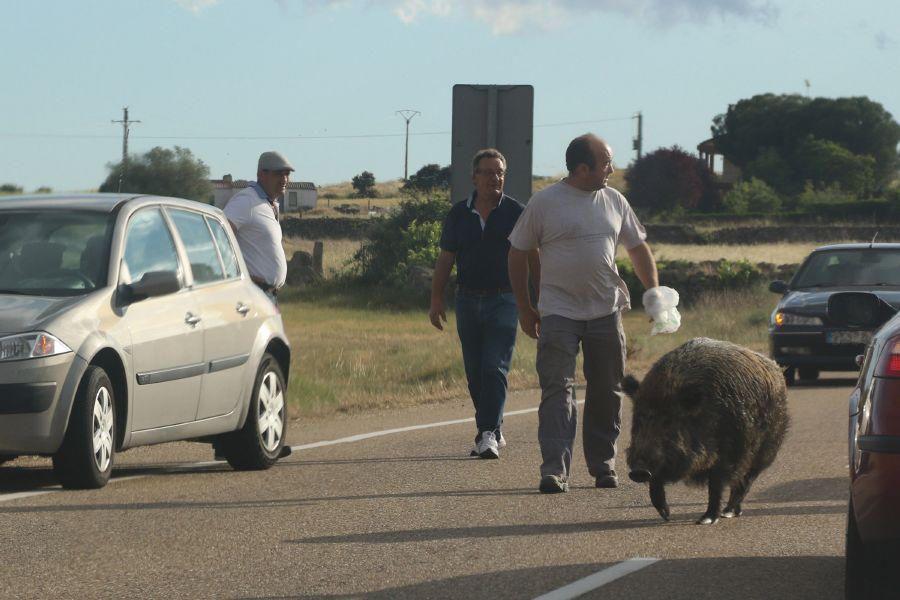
[185,312,202,327]
[236,302,250,316]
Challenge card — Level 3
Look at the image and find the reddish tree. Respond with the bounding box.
[625,146,721,213]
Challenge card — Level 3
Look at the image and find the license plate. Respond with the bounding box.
[827,330,872,345]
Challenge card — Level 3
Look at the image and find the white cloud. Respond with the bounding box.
[174,0,222,14]
[390,0,776,34]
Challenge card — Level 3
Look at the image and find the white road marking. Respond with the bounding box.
[0,402,577,504]
[532,558,660,600]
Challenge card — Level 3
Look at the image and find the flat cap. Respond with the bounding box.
[258,151,295,172]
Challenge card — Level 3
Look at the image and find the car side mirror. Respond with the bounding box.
[769,280,789,294]
[119,270,181,304]
[827,292,897,328]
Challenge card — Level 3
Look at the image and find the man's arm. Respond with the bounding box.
[626,241,659,291]
[429,250,455,330]
[509,246,540,339]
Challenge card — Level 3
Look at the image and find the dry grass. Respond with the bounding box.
[280,281,774,419]
[644,242,829,265]
[283,237,362,277]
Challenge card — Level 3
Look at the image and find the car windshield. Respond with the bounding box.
[0,210,113,296]
[792,248,900,288]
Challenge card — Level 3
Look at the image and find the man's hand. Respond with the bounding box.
[518,306,541,339]
[429,301,447,330]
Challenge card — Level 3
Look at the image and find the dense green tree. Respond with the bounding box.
[403,164,451,194]
[99,146,212,202]
[351,171,378,198]
[0,184,23,193]
[625,146,721,213]
[712,94,900,194]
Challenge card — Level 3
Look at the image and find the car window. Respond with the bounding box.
[794,249,900,287]
[122,208,181,286]
[168,209,226,285]
[0,210,111,295]
[207,217,241,279]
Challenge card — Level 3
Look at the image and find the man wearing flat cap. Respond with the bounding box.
[224,151,294,301]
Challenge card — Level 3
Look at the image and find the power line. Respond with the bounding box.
[0,115,634,142]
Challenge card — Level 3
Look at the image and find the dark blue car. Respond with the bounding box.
[768,243,900,385]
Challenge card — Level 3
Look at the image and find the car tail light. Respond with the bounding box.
[875,335,900,377]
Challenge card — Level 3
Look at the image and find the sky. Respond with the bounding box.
[1,0,898,194]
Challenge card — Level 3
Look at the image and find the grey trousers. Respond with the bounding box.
[536,312,626,479]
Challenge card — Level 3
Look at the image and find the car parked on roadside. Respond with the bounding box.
[826,292,900,599]
[768,243,900,385]
[0,194,291,488]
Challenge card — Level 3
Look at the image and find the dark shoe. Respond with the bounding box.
[539,474,569,493]
[595,470,618,489]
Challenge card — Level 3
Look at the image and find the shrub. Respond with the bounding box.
[350,194,450,288]
[722,178,782,214]
[625,146,721,213]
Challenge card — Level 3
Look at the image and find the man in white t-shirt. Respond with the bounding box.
[224,151,292,301]
[508,134,660,494]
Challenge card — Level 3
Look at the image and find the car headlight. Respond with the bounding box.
[0,332,73,362]
[774,312,823,327]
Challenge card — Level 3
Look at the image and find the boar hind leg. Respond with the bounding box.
[698,477,724,525]
[722,470,760,519]
[649,478,670,521]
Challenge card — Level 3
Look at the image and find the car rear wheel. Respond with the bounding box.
[798,367,820,382]
[221,353,287,470]
[52,366,115,489]
[846,499,899,599]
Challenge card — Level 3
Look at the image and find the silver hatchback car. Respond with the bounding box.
[0,194,291,488]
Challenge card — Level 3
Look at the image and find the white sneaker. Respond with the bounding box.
[476,430,499,459]
[470,431,505,456]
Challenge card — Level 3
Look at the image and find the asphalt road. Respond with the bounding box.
[0,375,854,599]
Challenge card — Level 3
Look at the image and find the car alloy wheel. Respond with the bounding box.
[220,353,287,470]
[52,366,116,489]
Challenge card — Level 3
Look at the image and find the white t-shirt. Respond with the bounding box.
[508,180,646,321]
[223,185,287,288]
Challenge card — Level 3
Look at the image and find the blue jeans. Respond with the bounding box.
[455,291,518,433]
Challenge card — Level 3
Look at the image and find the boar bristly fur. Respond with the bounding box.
[625,337,789,525]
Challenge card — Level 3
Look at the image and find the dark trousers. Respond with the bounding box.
[455,291,518,433]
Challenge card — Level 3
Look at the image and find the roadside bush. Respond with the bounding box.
[349,193,449,289]
[722,178,782,214]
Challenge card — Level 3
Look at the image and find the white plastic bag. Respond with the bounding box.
[642,286,681,335]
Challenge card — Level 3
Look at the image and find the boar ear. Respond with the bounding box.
[622,375,640,396]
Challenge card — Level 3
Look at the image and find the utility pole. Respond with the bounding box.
[112,107,141,192]
[395,109,420,180]
[632,111,643,162]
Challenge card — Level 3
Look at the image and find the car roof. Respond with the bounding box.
[0,193,220,215]
[813,242,900,252]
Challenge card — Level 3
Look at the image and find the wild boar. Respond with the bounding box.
[624,337,789,525]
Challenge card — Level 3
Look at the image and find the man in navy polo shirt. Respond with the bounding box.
[429,148,539,459]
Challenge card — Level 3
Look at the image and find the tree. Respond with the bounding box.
[403,164,451,195]
[625,146,721,213]
[351,171,378,198]
[99,146,213,202]
[0,184,23,194]
[712,94,900,194]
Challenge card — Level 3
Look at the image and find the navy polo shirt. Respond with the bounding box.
[438,192,525,290]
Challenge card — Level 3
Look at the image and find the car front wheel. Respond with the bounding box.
[221,353,287,470]
[52,366,115,489]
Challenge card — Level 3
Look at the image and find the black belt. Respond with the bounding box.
[457,285,512,297]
